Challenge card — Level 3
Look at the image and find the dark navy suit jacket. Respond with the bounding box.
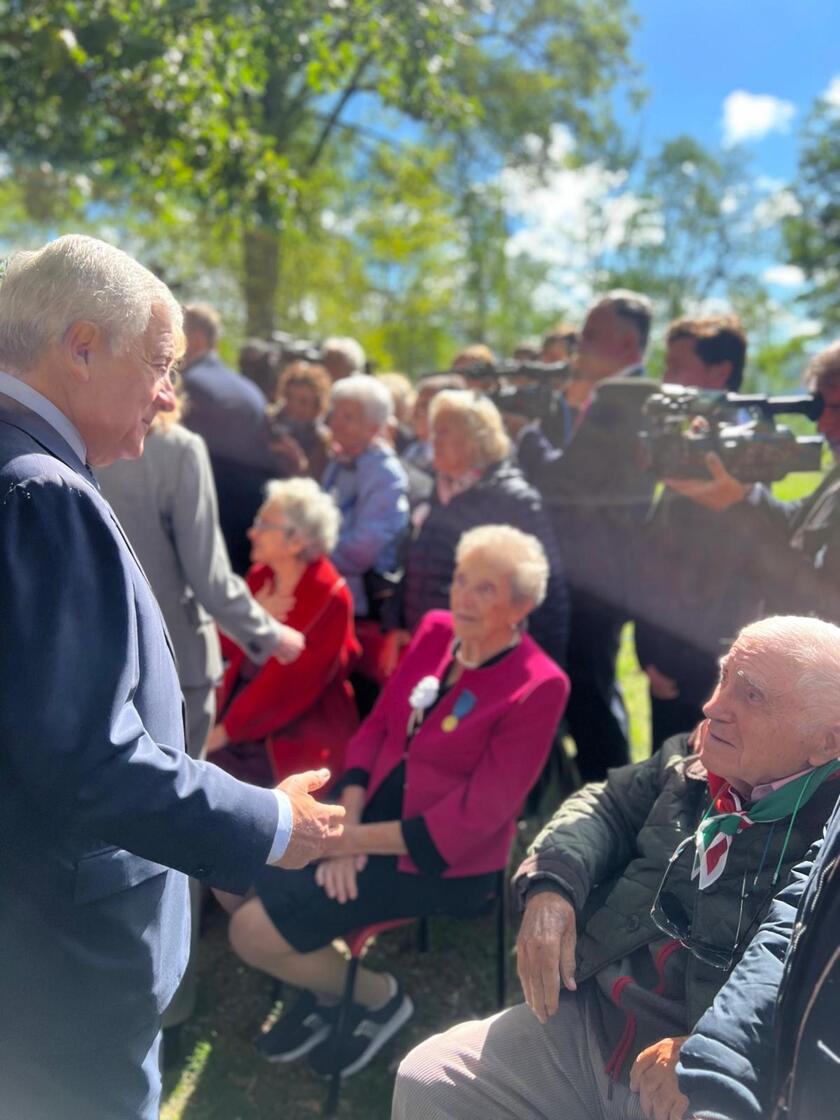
[0,400,279,1113]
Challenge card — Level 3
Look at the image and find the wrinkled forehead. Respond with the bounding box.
[722,642,793,697]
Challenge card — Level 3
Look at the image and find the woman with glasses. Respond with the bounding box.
[207,477,360,785]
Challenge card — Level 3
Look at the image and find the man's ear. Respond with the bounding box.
[64,321,100,382]
[808,728,840,767]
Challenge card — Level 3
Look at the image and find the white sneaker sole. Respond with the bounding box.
[338,994,415,1078]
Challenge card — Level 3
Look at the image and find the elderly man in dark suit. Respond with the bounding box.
[0,235,344,1119]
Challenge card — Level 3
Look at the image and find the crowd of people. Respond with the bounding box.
[1,234,839,1120]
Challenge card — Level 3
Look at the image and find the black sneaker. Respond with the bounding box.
[308,978,414,1079]
[255,991,337,1063]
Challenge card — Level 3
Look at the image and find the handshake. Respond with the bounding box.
[273,768,346,870]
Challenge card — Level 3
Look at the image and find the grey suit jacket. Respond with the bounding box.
[98,423,283,688]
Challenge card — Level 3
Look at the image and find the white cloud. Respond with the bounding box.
[823,75,840,110]
[762,264,805,288]
[722,90,795,145]
[753,188,802,229]
[495,125,654,310]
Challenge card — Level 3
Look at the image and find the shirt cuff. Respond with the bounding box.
[266,789,293,863]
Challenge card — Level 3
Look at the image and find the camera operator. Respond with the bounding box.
[540,324,579,448]
[632,315,765,752]
[668,339,840,624]
[539,291,653,781]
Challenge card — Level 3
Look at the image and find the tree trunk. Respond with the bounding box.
[242,224,281,337]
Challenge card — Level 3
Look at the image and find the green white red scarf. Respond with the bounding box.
[693,759,840,890]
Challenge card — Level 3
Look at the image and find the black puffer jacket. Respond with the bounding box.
[403,460,569,667]
[516,735,840,1030]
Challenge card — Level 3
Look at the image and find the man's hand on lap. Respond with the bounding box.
[516,891,577,1024]
[630,1035,689,1120]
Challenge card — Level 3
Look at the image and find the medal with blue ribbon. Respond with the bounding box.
[441,689,477,732]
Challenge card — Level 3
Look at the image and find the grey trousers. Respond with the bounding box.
[392,989,646,1120]
[161,684,216,1029]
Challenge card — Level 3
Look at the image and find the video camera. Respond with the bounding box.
[640,384,825,483]
[271,331,324,365]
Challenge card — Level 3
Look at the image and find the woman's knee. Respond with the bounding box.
[228,899,287,967]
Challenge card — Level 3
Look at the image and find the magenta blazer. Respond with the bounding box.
[343,610,570,878]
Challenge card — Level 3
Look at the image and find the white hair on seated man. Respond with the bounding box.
[330,373,393,431]
[0,234,183,374]
[262,477,341,561]
[456,524,549,608]
[731,615,840,737]
[323,336,366,375]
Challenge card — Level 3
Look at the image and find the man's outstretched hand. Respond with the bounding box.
[273,769,345,869]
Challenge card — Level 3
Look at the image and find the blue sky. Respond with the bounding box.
[625,0,840,180]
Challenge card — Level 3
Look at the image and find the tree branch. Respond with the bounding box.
[304,51,375,170]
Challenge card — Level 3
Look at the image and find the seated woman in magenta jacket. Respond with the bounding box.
[221,524,569,1079]
[207,478,360,784]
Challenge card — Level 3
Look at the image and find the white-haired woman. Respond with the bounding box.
[381,390,569,676]
[208,478,361,785]
[321,374,409,620]
[220,525,570,1079]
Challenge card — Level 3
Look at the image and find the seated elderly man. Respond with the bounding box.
[393,616,840,1120]
[321,374,409,620]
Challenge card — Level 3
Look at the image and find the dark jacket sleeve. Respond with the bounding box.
[0,478,278,892]
[514,745,682,912]
[677,842,818,1120]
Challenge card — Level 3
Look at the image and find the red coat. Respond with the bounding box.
[217,557,361,782]
[344,610,569,878]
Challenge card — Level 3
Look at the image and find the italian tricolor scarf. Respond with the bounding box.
[693,759,840,890]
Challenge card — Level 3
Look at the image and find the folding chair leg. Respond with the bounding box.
[496,871,507,1010]
[323,955,360,1119]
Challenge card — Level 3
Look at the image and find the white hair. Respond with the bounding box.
[330,373,393,429]
[0,235,182,374]
[455,524,549,608]
[733,616,840,735]
[262,477,340,561]
[323,336,366,374]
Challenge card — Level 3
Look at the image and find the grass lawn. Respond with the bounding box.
[162,468,823,1119]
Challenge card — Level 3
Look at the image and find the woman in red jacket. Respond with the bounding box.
[222,524,570,1078]
[207,477,360,784]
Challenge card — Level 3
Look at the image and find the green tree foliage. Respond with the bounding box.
[605,136,764,321]
[0,0,636,340]
[784,93,840,330]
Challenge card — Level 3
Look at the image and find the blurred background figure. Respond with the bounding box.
[322,336,367,382]
[269,360,333,481]
[209,478,360,786]
[239,337,281,400]
[451,343,497,390]
[97,394,303,1046]
[631,314,760,753]
[219,526,569,1079]
[377,372,416,454]
[322,375,409,621]
[382,390,569,679]
[180,302,280,573]
[402,372,466,475]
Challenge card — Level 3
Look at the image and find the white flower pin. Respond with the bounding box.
[409,675,440,712]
